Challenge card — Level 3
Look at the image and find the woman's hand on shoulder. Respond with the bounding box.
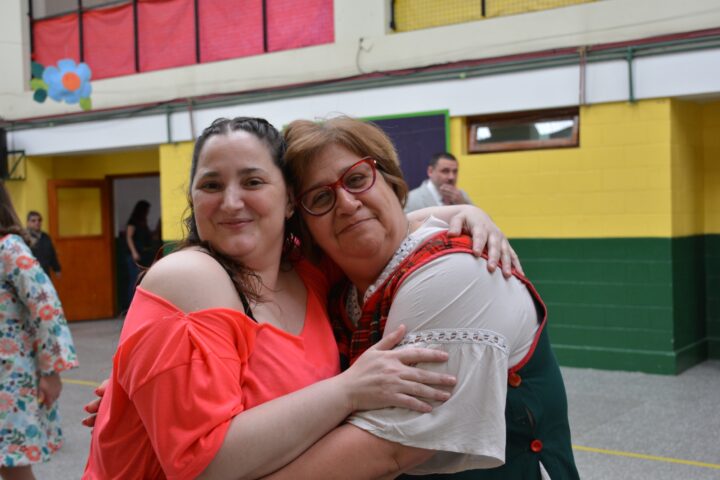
[336,325,456,414]
[140,249,243,313]
[441,205,523,277]
[407,205,523,277]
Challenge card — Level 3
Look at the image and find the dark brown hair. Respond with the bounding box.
[0,181,32,244]
[127,200,150,228]
[174,117,293,304]
[283,116,408,260]
[430,151,457,167]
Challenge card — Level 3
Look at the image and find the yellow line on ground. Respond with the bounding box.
[573,445,720,470]
[64,378,101,387]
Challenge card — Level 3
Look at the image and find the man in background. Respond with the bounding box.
[404,152,473,212]
[26,211,61,278]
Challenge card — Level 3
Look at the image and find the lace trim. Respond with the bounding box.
[345,288,363,327]
[363,232,425,304]
[397,328,508,353]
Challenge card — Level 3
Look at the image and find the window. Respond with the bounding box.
[467,107,579,153]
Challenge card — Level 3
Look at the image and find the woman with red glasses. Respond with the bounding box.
[269,116,579,480]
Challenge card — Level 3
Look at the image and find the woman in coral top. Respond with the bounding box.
[82,117,516,480]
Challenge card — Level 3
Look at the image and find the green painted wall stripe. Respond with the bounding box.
[706,235,720,359]
[512,235,717,374]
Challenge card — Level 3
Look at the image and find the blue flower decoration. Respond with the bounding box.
[42,59,92,108]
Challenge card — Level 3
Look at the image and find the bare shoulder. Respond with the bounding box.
[140,248,244,312]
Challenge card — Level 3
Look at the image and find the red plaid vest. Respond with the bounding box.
[328,232,541,370]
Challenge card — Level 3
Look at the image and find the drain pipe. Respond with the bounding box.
[187,98,196,140]
[578,46,587,105]
[165,106,172,143]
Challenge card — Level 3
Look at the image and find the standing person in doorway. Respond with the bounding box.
[125,200,152,305]
[405,152,473,212]
[25,211,61,279]
[0,182,78,480]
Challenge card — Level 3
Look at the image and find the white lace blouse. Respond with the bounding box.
[346,217,539,475]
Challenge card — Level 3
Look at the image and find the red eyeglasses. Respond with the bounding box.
[296,157,378,216]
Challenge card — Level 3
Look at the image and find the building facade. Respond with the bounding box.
[1,0,719,373]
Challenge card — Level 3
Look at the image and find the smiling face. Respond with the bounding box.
[298,143,408,281]
[191,130,291,268]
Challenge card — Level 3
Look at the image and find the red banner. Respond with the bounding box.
[267,0,334,52]
[84,4,135,79]
[199,0,264,62]
[31,0,335,79]
[33,14,80,66]
[138,0,195,72]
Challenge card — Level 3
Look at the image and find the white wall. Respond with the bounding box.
[8,46,720,156]
[2,0,720,121]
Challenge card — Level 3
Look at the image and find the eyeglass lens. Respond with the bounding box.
[302,160,375,214]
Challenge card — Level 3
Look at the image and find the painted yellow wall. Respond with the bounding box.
[4,181,25,218]
[487,0,595,18]
[53,150,159,179]
[702,101,720,234]
[670,99,704,238]
[394,0,595,31]
[394,0,483,32]
[5,156,53,225]
[159,142,194,241]
[452,99,674,238]
[5,149,159,235]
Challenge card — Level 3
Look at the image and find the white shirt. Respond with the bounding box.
[347,217,539,475]
[425,179,445,205]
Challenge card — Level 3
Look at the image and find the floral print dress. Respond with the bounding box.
[0,234,78,467]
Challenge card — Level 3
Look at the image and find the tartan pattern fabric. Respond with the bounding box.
[328,232,482,369]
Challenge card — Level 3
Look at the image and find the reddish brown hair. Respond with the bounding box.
[283,116,409,260]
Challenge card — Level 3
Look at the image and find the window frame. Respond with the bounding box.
[467,107,579,154]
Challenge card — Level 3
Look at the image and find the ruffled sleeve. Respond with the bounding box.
[1,234,78,375]
[115,294,255,480]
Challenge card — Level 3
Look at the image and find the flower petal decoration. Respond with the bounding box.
[31,61,45,79]
[33,89,48,103]
[43,65,63,101]
[79,97,92,111]
[41,59,93,106]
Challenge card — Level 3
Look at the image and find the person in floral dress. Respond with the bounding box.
[0,182,78,480]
